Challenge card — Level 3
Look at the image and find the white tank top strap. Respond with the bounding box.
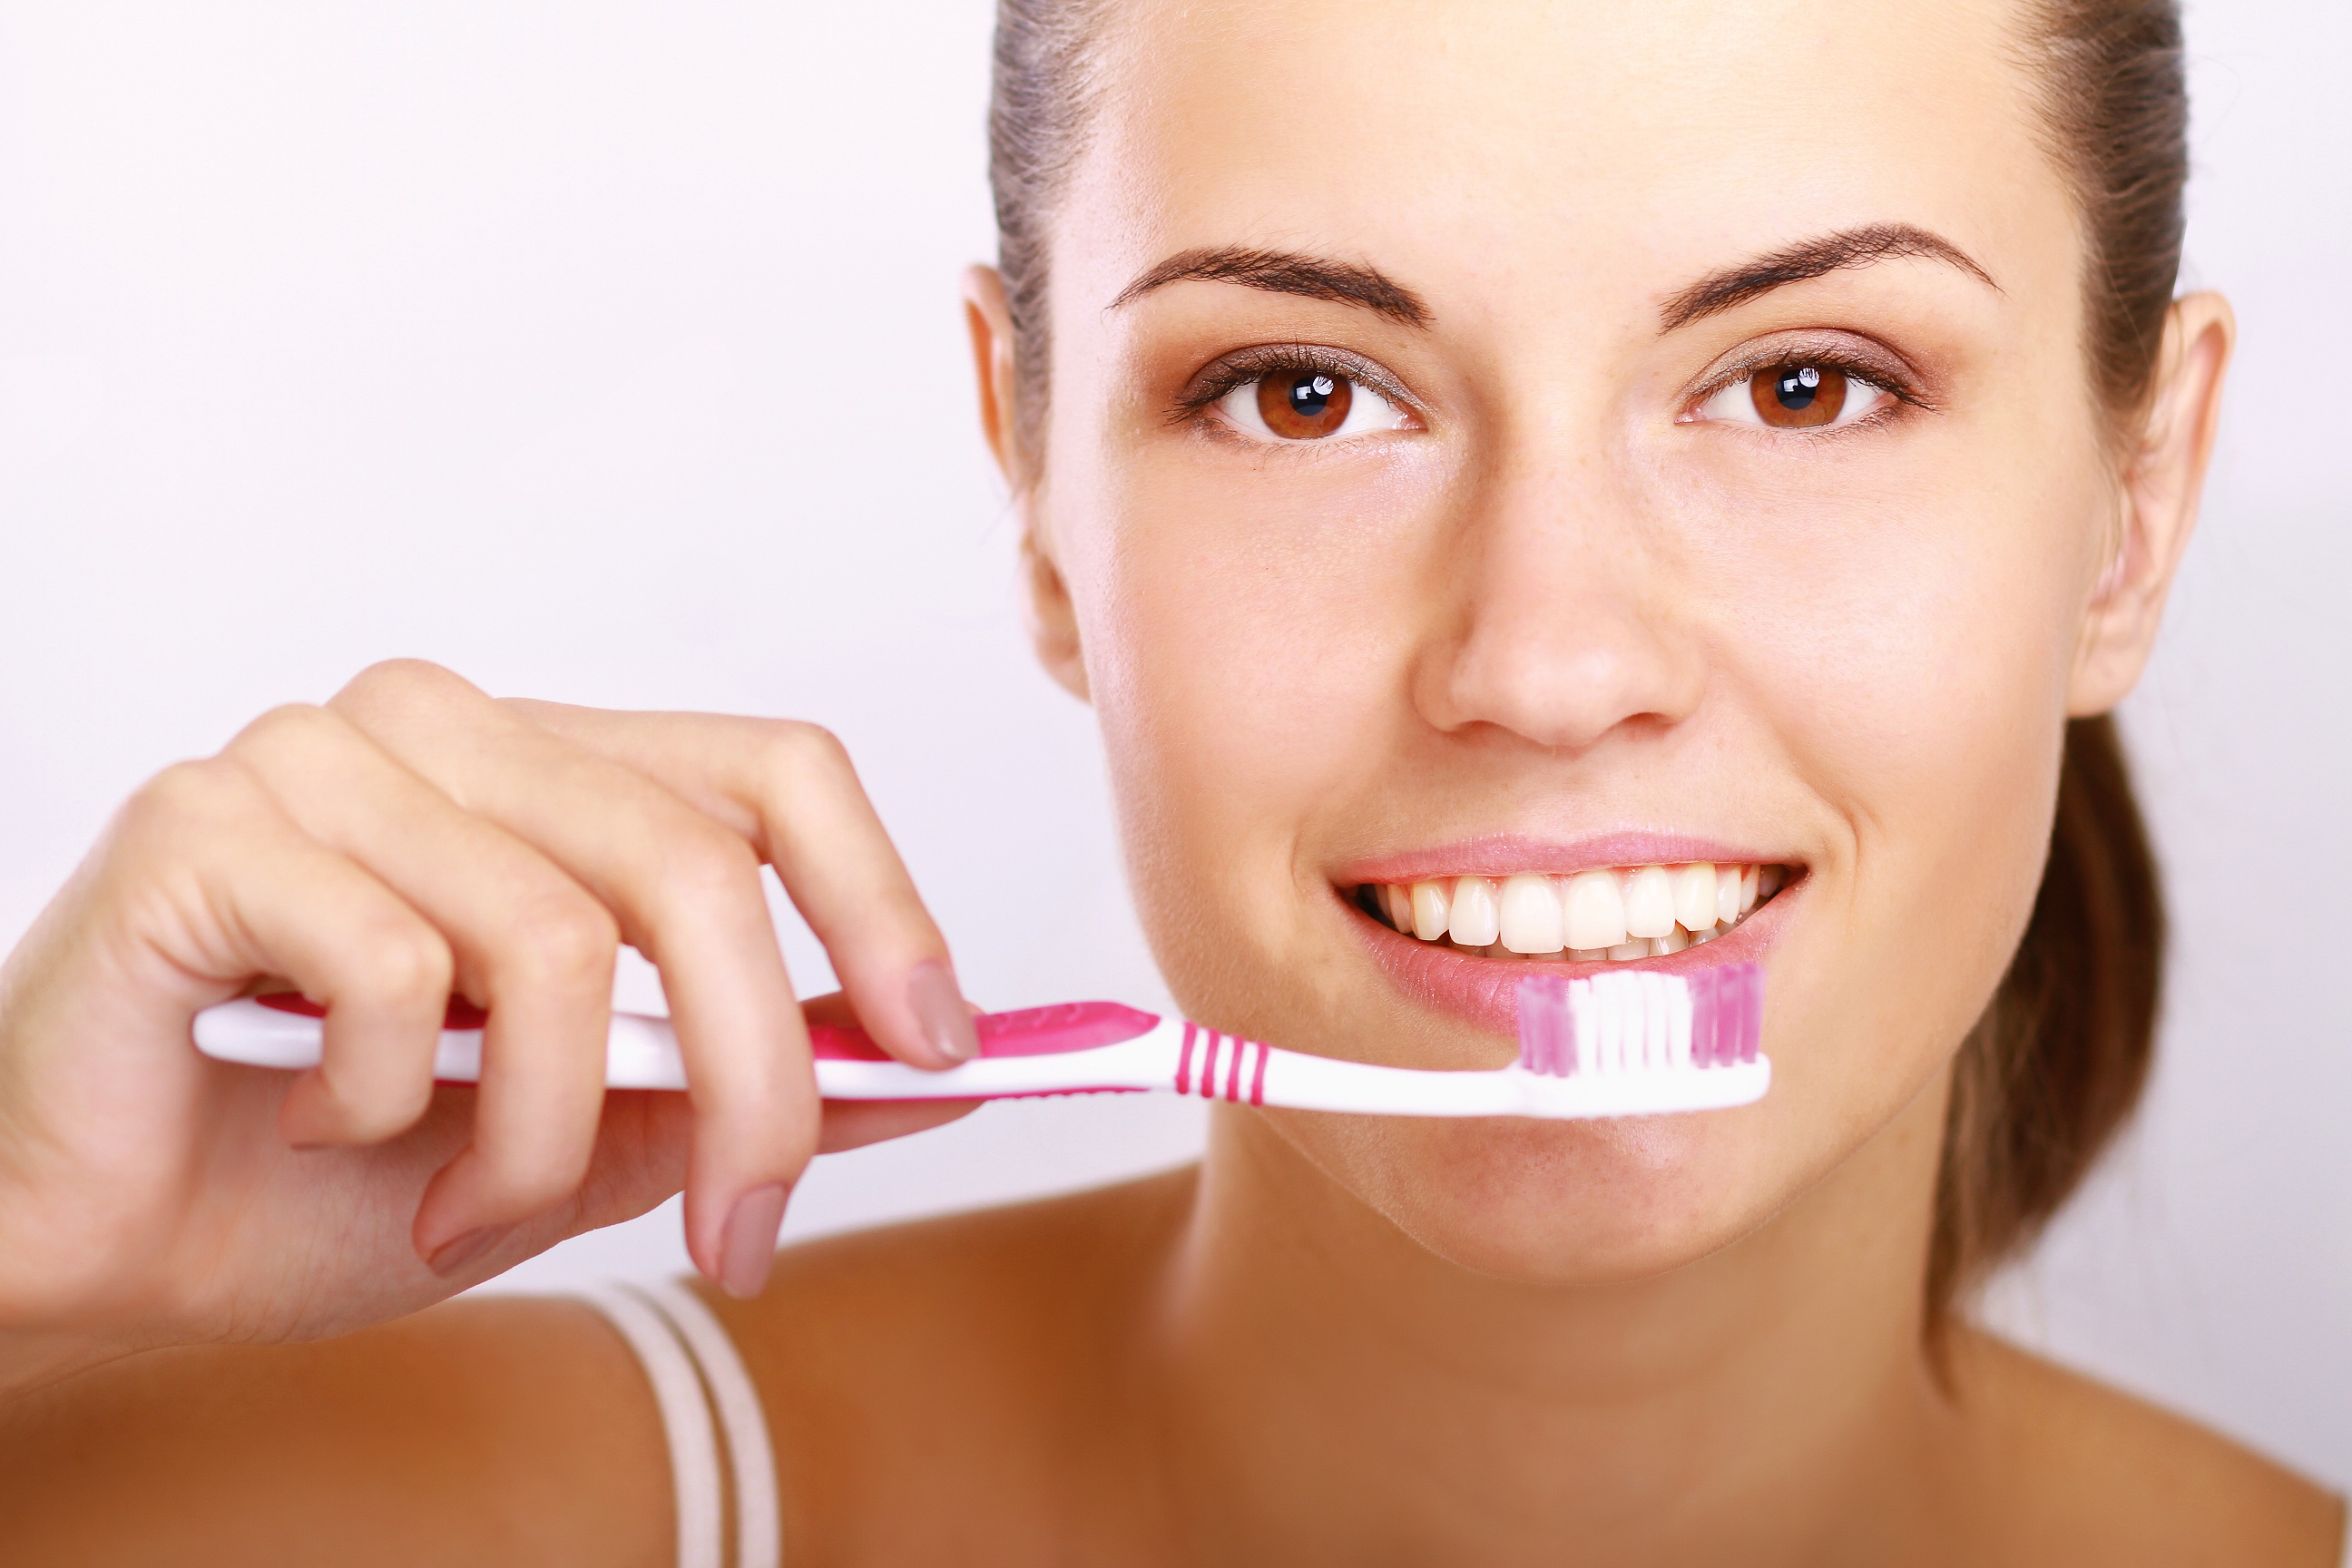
[576,1281,782,1568]
[578,1283,727,1568]
[637,1280,781,1568]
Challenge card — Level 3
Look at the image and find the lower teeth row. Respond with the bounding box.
[1363,864,1786,963]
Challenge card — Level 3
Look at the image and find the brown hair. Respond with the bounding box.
[987,0,2186,1319]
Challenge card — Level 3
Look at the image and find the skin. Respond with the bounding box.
[0,0,2335,1562]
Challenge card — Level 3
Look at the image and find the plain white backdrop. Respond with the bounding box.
[1,0,2345,1486]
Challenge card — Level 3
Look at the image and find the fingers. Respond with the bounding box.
[330,662,814,1295]
[798,992,981,1152]
[505,702,981,1073]
[220,705,618,1266]
[113,760,454,1144]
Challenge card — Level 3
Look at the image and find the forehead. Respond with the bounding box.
[1063,0,2073,325]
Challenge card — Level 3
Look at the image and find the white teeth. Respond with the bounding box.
[1622,864,1676,939]
[1377,862,1785,964]
[1410,880,1451,941]
[1447,876,1500,947]
[1560,869,1628,951]
[1673,862,1718,933]
[1498,874,1564,954]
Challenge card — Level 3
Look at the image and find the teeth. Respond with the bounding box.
[1378,862,1788,967]
[1410,879,1452,941]
[1673,862,1718,933]
[1561,869,1628,951]
[1498,874,1564,954]
[1622,864,1676,939]
[1447,876,1501,947]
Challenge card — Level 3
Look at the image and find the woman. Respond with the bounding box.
[0,0,2336,1560]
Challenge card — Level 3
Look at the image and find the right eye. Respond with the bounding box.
[1217,369,1412,442]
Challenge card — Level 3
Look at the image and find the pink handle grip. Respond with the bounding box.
[253,993,1161,1062]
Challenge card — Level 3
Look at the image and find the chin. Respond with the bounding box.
[1265,1102,1790,1285]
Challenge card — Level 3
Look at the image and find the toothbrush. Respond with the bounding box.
[191,965,1769,1120]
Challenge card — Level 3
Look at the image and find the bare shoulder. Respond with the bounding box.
[1947,1327,2344,1566]
[701,1167,1200,1563]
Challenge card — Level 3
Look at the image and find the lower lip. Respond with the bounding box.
[1351,882,1797,1036]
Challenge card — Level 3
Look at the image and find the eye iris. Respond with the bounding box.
[1258,370,1354,438]
[1749,364,1847,428]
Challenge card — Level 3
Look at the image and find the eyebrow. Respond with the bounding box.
[1659,223,1999,331]
[1109,246,1433,328]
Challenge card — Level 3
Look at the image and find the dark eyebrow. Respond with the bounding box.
[1109,246,1432,328]
[1659,223,1999,331]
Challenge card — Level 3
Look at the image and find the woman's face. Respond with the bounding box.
[1014,0,2140,1279]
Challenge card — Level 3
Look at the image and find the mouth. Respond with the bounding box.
[1340,853,1799,1036]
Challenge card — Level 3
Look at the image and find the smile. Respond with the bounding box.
[1353,862,1790,964]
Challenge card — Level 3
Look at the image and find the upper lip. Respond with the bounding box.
[1334,831,1794,886]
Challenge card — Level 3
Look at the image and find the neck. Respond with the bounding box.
[1148,1078,1961,1564]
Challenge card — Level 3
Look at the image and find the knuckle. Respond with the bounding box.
[349,922,456,1010]
[759,719,852,786]
[659,824,762,907]
[332,658,473,721]
[117,759,252,841]
[504,892,621,991]
[225,702,342,766]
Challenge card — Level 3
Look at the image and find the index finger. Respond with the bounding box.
[504,703,981,1073]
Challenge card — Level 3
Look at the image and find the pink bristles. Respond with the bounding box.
[1516,975,1577,1075]
[1515,964,1764,1077]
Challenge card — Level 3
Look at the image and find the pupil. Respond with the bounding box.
[1775,368,1819,410]
[1289,374,1335,417]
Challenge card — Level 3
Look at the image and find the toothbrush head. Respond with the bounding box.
[1515,963,1765,1082]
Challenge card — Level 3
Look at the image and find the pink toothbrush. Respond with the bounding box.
[192,965,1769,1120]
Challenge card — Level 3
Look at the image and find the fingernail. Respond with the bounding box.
[426,1225,509,1279]
[718,1183,789,1299]
[906,960,979,1065]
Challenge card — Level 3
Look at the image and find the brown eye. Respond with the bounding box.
[1748,363,1848,428]
[1258,370,1355,438]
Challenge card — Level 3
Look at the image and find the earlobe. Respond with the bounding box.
[1022,532,1091,701]
[2066,291,2236,716]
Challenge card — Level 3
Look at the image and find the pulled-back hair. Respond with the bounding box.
[987,0,2186,1323]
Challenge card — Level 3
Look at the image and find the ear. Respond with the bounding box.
[2067,290,2236,716]
[961,263,1091,702]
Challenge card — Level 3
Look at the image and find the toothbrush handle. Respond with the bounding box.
[190,995,1175,1098]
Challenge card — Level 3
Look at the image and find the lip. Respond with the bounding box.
[1337,832,1791,886]
[1348,875,1798,1037]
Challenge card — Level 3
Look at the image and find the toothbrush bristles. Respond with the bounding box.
[1515,964,1763,1078]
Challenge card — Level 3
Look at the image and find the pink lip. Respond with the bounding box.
[1350,879,1798,1036]
[1337,832,1790,886]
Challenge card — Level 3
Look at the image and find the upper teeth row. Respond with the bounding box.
[1369,863,1784,962]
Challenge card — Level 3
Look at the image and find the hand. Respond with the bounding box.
[0,661,979,1391]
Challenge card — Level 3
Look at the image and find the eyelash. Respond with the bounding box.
[1171,344,1421,434]
[1681,343,1932,431]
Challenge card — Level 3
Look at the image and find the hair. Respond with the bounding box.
[988,0,2185,1323]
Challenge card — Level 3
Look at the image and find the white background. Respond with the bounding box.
[0,0,2344,1485]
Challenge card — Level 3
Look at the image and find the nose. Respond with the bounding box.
[1413,451,1707,753]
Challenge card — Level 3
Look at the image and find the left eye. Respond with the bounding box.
[1218,370,1410,441]
[1694,362,1891,431]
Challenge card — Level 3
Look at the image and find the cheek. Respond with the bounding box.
[1065,438,1445,967]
